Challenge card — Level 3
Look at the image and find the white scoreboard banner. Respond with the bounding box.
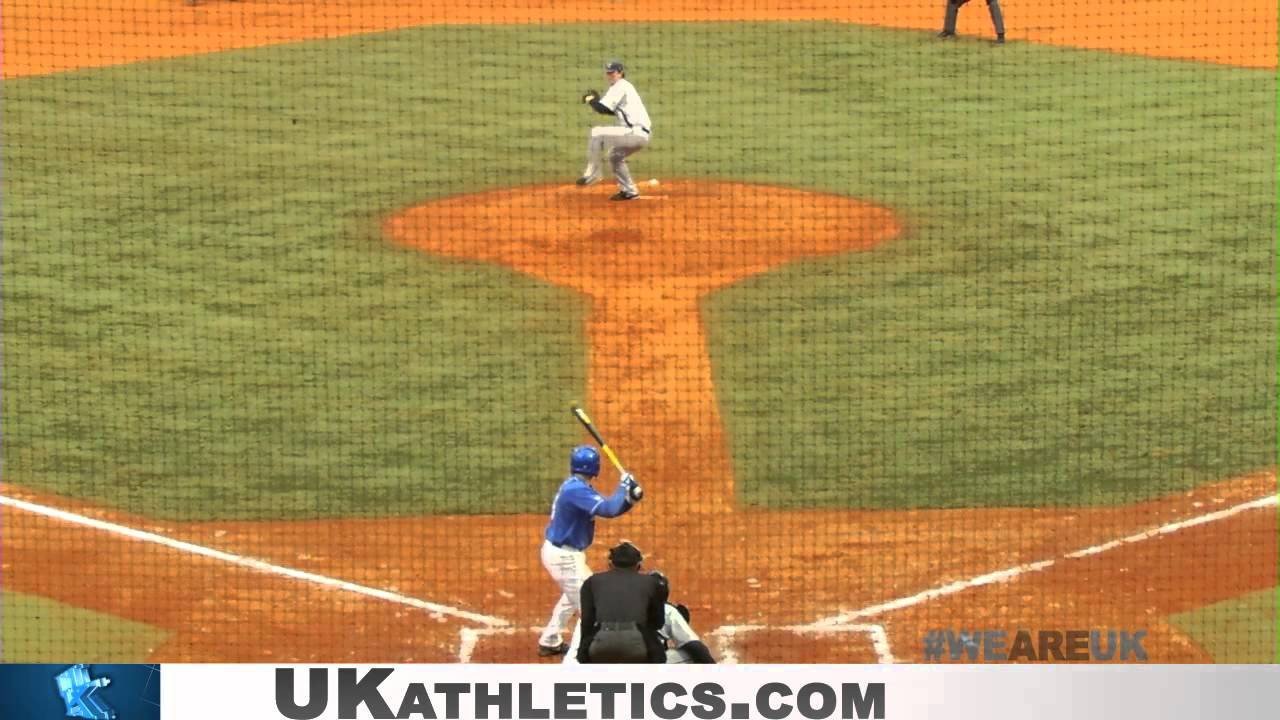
[160,664,1279,720]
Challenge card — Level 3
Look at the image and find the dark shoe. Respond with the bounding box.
[996,33,1005,44]
[575,176,598,186]
[610,191,639,201]
[937,30,955,38]
[538,642,569,657]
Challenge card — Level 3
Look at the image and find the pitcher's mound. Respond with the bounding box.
[385,180,902,292]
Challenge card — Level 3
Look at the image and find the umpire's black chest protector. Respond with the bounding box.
[583,568,667,663]
[591,569,661,624]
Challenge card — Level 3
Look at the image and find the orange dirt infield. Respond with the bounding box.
[384,181,903,514]
[3,475,1276,662]
[2,180,1276,662]
[3,0,1277,662]
[2,0,1275,79]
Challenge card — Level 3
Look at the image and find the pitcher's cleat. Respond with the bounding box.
[610,190,640,201]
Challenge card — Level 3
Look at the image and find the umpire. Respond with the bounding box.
[577,541,668,663]
[938,0,1005,44]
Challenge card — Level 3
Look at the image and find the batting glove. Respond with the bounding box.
[620,473,643,502]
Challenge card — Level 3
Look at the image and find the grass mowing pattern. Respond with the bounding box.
[2,27,593,519]
[3,24,1274,517]
[699,27,1276,508]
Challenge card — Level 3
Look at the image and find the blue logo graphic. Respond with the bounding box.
[0,663,157,720]
[54,664,117,720]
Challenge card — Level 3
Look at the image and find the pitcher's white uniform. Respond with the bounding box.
[582,72,652,197]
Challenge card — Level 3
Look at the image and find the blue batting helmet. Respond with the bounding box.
[570,445,601,477]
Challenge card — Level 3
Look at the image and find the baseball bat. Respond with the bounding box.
[571,405,626,473]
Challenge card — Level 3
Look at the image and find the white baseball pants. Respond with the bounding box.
[538,540,592,648]
[582,126,650,195]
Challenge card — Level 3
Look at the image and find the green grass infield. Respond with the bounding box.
[3,23,1274,517]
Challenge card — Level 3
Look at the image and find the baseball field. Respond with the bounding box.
[1,0,1276,663]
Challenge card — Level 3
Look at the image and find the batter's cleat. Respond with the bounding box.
[575,176,599,186]
[996,33,1006,44]
[610,190,640,201]
[538,642,570,657]
[937,30,955,38]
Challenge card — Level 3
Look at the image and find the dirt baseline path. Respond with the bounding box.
[3,0,1275,78]
[3,474,1275,662]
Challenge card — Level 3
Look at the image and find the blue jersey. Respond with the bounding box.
[544,475,634,551]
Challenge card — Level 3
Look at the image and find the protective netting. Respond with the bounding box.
[1,1,1276,664]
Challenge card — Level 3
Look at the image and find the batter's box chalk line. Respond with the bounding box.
[458,622,893,664]
[708,623,895,665]
[5,489,1274,663]
[457,626,544,663]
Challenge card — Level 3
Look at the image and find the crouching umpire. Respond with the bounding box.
[577,541,667,663]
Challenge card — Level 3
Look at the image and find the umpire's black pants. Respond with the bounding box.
[585,622,664,663]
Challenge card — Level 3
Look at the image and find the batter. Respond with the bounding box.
[537,445,644,657]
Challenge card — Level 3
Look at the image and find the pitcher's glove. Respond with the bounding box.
[582,89,600,104]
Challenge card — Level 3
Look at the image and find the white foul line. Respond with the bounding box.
[9,490,1272,659]
[811,493,1278,628]
[0,493,509,628]
[709,623,895,664]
